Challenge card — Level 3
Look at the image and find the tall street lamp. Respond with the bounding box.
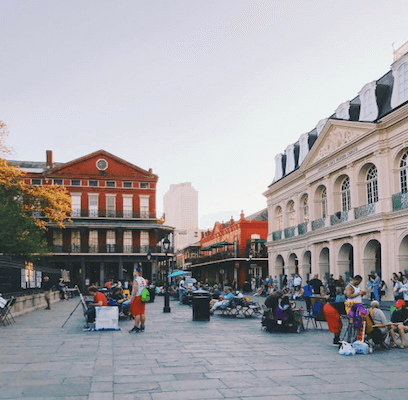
[163,236,171,313]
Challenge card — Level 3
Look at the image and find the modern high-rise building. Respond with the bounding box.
[163,183,200,250]
[163,182,198,230]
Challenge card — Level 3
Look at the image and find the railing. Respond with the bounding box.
[189,249,267,265]
[354,203,376,219]
[70,209,156,219]
[392,192,408,211]
[330,210,349,225]
[311,217,325,231]
[52,244,173,254]
[272,230,282,241]
[298,222,308,235]
[284,226,296,238]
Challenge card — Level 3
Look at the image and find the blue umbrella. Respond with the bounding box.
[168,270,189,278]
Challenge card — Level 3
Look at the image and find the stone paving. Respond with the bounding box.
[1,295,408,400]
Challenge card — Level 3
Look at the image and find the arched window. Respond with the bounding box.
[341,177,351,211]
[398,63,408,104]
[400,151,408,193]
[287,201,296,227]
[321,188,327,218]
[366,166,378,204]
[276,206,282,230]
[302,195,309,222]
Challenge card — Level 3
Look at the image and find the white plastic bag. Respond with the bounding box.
[352,340,369,355]
[339,341,355,356]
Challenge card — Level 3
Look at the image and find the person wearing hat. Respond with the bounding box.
[264,289,283,316]
[390,299,408,348]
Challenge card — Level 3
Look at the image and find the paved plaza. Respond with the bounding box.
[1,295,408,400]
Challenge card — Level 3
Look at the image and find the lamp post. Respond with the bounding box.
[163,236,171,313]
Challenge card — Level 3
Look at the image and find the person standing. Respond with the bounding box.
[178,276,185,304]
[372,272,380,302]
[309,274,323,295]
[345,275,366,314]
[129,267,147,333]
[42,276,54,310]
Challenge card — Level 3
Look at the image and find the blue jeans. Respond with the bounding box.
[179,289,184,304]
[373,286,380,301]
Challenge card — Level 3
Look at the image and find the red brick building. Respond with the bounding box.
[8,150,174,290]
[185,210,268,289]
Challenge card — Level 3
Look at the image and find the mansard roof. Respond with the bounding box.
[269,64,399,187]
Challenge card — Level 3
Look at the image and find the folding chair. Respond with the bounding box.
[0,297,16,326]
[303,301,323,329]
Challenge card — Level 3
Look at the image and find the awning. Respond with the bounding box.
[253,239,267,243]
[217,241,233,246]
[168,270,190,278]
[210,243,223,249]
[201,246,212,251]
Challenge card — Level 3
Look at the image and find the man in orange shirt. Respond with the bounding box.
[86,285,108,323]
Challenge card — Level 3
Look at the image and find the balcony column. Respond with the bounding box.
[99,261,105,287]
[352,235,361,280]
[81,256,86,292]
[118,256,124,281]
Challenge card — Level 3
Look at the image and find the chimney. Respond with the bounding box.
[46,150,53,167]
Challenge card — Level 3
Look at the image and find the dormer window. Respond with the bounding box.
[358,81,378,121]
[391,60,408,108]
[285,144,295,175]
[316,119,328,136]
[274,154,284,181]
[335,101,350,120]
[298,133,309,166]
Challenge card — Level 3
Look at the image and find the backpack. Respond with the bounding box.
[141,287,150,303]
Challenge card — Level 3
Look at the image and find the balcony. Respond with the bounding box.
[284,226,296,238]
[354,203,376,220]
[70,209,156,219]
[298,222,308,235]
[312,217,325,231]
[272,230,282,241]
[393,192,408,211]
[190,248,267,265]
[330,210,349,225]
[51,244,172,254]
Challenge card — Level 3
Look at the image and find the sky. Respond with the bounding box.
[1,0,408,228]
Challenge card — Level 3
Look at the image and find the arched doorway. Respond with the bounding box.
[398,234,408,275]
[301,250,312,282]
[338,243,354,282]
[319,247,330,280]
[286,253,298,277]
[275,255,285,289]
[363,239,381,278]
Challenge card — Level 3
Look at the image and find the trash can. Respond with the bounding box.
[192,289,210,321]
[147,285,156,303]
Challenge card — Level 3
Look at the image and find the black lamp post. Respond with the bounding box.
[163,236,171,313]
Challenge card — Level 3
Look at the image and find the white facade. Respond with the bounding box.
[164,182,199,249]
[264,44,408,299]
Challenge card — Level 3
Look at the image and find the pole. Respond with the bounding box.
[163,252,171,313]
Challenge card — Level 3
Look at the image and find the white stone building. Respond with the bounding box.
[163,182,200,250]
[263,41,408,298]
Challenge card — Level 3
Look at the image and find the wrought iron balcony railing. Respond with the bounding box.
[330,210,349,225]
[354,203,376,220]
[298,222,308,235]
[51,244,173,254]
[311,217,325,231]
[272,230,282,241]
[70,209,156,219]
[284,226,296,238]
[392,192,408,211]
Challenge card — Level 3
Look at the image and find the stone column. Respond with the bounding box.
[81,256,86,292]
[99,261,105,286]
[118,256,124,281]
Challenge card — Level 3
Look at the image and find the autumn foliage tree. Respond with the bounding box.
[0,122,72,259]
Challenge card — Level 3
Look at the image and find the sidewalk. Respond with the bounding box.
[1,295,408,400]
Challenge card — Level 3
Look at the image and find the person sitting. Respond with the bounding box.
[264,289,283,317]
[111,287,130,317]
[275,296,295,325]
[367,300,389,348]
[390,299,408,349]
[86,286,108,323]
[211,287,233,314]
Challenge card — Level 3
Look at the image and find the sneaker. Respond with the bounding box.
[129,326,140,333]
[140,325,145,332]
[45,307,51,310]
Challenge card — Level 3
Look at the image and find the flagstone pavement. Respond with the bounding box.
[1,295,408,400]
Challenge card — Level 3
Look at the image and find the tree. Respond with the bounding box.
[0,132,72,258]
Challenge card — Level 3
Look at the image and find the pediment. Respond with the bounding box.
[47,150,156,179]
[301,120,375,169]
